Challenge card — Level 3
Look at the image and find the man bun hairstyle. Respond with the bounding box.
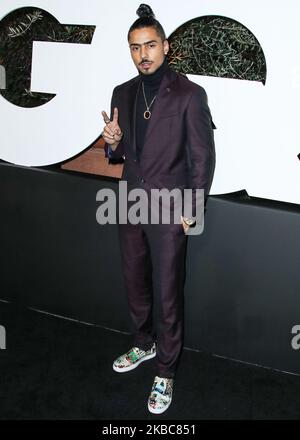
[128,4,166,42]
[137,4,155,18]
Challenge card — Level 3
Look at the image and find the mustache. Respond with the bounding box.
[140,59,152,64]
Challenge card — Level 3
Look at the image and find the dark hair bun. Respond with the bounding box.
[136,4,155,18]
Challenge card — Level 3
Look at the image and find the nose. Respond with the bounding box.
[140,45,148,60]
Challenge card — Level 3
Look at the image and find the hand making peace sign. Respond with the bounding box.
[101,107,123,149]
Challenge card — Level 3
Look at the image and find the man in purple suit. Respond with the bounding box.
[101,4,215,414]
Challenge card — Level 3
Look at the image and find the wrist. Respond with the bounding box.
[109,140,120,151]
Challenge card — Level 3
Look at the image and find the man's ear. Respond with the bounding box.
[164,39,169,55]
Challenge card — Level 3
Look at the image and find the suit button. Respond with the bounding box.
[133,159,137,162]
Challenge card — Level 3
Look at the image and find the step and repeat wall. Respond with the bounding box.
[0,0,299,205]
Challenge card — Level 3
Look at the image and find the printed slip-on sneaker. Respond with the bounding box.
[148,376,174,414]
[113,343,156,372]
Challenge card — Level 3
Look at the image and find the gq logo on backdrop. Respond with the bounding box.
[0,8,265,109]
[0,7,95,107]
[0,3,97,166]
[0,3,267,167]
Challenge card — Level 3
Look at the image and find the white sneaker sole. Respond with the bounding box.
[113,351,156,373]
[148,396,172,414]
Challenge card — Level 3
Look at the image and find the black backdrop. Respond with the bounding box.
[1,162,300,374]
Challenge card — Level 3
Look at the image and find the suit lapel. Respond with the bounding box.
[127,66,178,155]
[143,67,178,143]
[127,76,141,154]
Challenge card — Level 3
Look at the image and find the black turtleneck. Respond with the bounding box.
[135,58,169,162]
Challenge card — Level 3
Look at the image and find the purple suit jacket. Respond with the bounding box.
[106,64,216,215]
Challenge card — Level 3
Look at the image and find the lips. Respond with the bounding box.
[140,61,152,69]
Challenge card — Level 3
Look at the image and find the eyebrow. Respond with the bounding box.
[129,40,158,47]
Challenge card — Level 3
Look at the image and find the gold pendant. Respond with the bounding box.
[144,110,151,120]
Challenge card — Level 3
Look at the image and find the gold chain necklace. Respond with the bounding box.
[142,82,157,120]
